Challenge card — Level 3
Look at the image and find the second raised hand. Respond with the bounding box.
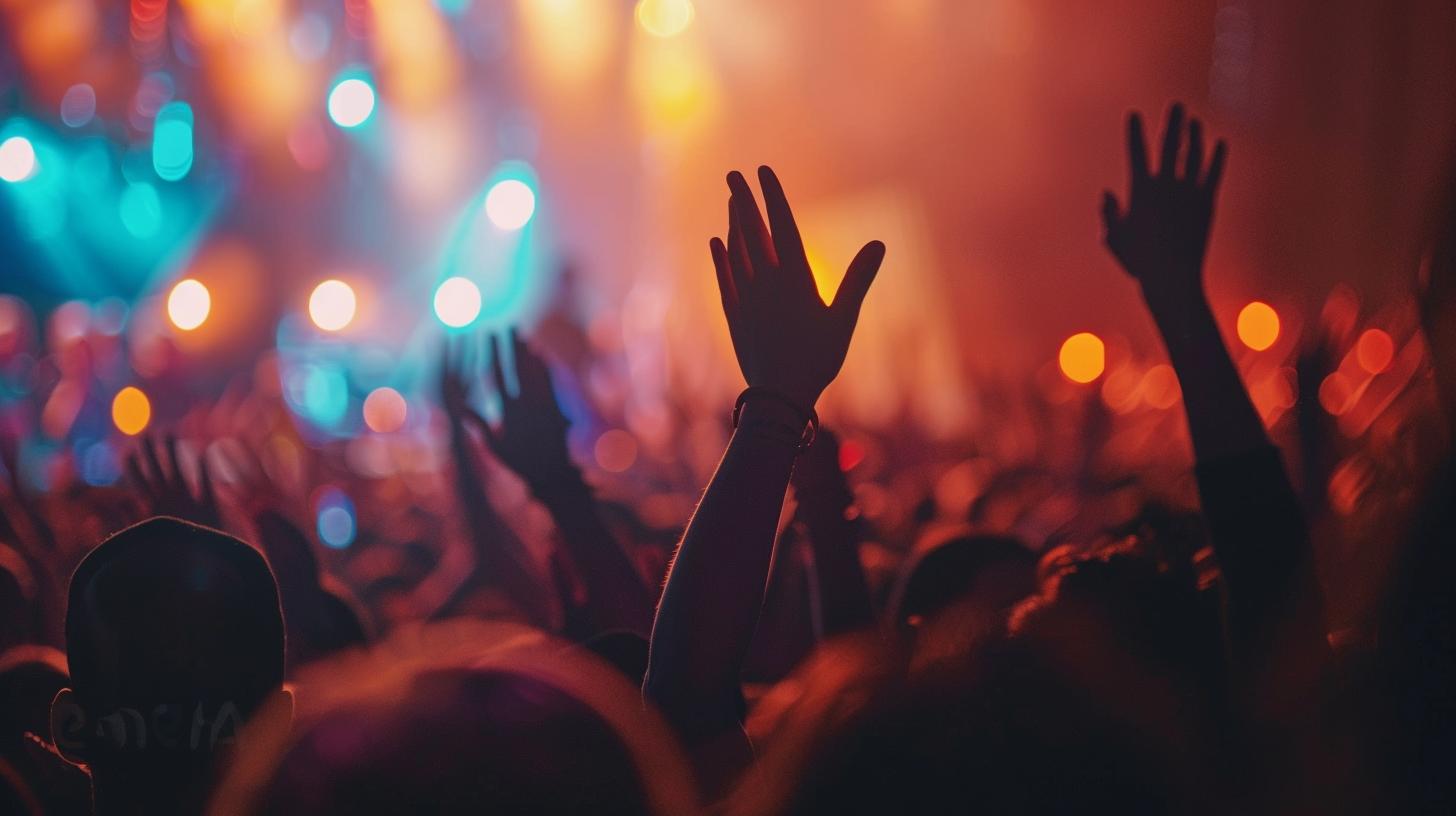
[709,166,885,413]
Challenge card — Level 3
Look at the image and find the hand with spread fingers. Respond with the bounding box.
[710,166,885,413]
[471,330,573,489]
[126,434,220,528]
[1101,103,1227,308]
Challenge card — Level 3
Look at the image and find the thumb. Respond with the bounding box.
[831,240,886,327]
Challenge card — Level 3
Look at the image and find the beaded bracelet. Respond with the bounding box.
[732,386,818,450]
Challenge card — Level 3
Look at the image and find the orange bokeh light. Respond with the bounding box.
[1355,328,1394,374]
[362,387,408,433]
[112,386,152,436]
[1058,332,1105,384]
[1236,301,1280,351]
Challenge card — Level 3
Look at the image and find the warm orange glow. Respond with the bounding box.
[594,429,639,473]
[1318,372,1353,416]
[1236,301,1280,351]
[1140,364,1181,410]
[1058,332,1105,384]
[1355,328,1394,374]
[363,387,408,433]
[112,386,152,436]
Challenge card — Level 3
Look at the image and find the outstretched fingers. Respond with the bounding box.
[1203,140,1228,200]
[757,166,816,296]
[1184,118,1204,183]
[831,240,886,329]
[1157,103,1185,180]
[1127,112,1151,189]
[727,171,778,277]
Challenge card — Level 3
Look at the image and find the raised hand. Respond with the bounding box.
[126,434,220,528]
[710,166,885,412]
[438,335,475,421]
[1101,103,1227,306]
[473,330,572,489]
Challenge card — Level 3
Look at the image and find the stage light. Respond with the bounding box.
[0,136,37,182]
[635,0,694,38]
[167,278,211,330]
[363,387,408,433]
[309,279,357,331]
[152,101,194,181]
[434,277,482,328]
[1141,364,1181,409]
[61,84,97,128]
[1058,332,1105,384]
[315,487,356,548]
[1356,328,1394,374]
[485,179,536,230]
[327,78,376,128]
[112,386,152,436]
[1236,301,1279,351]
[119,183,163,238]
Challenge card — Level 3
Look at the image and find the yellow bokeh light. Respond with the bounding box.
[112,386,152,436]
[1058,332,1105,384]
[1236,301,1280,351]
[167,278,211,331]
[362,387,408,433]
[309,279,357,332]
[635,0,694,38]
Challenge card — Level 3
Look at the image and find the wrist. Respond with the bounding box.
[736,400,812,450]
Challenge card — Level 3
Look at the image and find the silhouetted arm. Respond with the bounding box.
[1423,156,1456,432]
[469,331,655,636]
[644,166,884,743]
[439,339,556,629]
[792,428,874,636]
[1102,104,1324,667]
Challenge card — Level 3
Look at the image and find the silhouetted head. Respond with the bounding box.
[890,532,1037,631]
[52,516,288,809]
[212,622,698,815]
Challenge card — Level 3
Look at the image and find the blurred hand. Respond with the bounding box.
[1101,103,1227,307]
[710,166,885,412]
[126,434,220,528]
[472,330,573,487]
[438,336,475,421]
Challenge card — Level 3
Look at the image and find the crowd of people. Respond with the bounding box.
[2,102,1455,814]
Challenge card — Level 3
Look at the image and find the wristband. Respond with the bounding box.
[732,387,818,450]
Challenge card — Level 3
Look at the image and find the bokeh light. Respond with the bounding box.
[594,429,639,472]
[635,0,695,38]
[1058,332,1105,384]
[152,101,194,181]
[434,277,482,328]
[484,179,537,230]
[327,78,376,128]
[111,386,152,436]
[1356,328,1394,374]
[167,278,211,330]
[315,487,356,548]
[309,279,358,332]
[119,182,163,238]
[60,84,97,128]
[0,136,38,182]
[1236,301,1280,351]
[363,386,408,433]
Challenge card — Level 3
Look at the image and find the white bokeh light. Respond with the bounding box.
[434,277,482,328]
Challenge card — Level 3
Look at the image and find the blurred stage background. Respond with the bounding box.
[1,0,1455,539]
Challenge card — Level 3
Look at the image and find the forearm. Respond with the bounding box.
[796,494,874,636]
[644,402,801,737]
[1146,287,1323,659]
[1145,289,1269,462]
[531,466,657,635]
[448,420,554,627]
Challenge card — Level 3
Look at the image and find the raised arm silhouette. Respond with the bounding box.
[644,165,883,765]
